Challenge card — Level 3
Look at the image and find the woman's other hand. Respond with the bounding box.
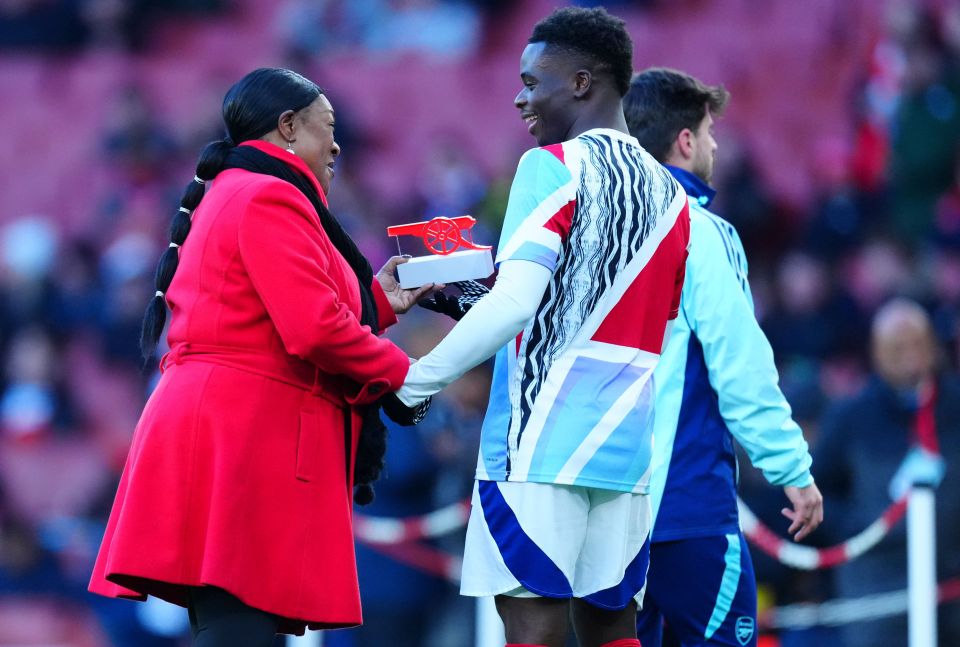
[376,256,442,314]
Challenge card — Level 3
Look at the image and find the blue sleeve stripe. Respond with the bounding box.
[499,241,558,270]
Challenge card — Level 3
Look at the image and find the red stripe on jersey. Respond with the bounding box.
[543,199,576,241]
[591,203,690,354]
[541,143,565,164]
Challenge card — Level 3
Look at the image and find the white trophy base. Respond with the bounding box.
[397,249,494,289]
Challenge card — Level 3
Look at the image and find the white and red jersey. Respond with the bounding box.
[478,128,690,493]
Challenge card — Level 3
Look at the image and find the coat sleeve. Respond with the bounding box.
[686,210,813,488]
[237,181,409,402]
[372,278,399,332]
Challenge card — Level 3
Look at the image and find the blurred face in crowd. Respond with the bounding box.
[516,42,580,147]
[690,108,718,184]
[286,94,340,195]
[871,302,937,392]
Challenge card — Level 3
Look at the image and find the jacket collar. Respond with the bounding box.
[665,165,716,209]
[238,139,328,207]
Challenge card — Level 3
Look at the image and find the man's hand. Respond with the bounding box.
[419,280,491,321]
[782,482,824,542]
[376,256,441,314]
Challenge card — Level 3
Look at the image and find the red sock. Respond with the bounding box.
[600,640,642,647]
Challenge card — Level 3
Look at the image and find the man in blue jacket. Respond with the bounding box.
[623,68,823,647]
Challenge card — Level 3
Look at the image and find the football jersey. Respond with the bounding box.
[476,128,689,494]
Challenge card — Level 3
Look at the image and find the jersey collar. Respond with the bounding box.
[665,165,716,209]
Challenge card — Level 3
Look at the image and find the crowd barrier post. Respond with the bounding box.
[907,484,937,647]
[287,630,323,647]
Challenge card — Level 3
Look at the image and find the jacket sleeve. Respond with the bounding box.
[237,181,409,401]
[686,211,813,487]
[372,279,400,332]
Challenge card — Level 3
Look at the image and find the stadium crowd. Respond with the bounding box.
[0,0,958,645]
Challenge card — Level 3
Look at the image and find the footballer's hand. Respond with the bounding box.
[782,482,824,542]
[418,280,490,321]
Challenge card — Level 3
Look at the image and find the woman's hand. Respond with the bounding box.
[376,256,442,314]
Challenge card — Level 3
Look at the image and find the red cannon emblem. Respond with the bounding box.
[387,216,492,256]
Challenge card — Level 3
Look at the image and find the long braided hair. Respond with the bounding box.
[140,68,387,504]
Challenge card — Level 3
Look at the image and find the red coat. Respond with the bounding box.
[89,141,410,634]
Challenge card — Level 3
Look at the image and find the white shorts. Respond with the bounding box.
[459,479,652,610]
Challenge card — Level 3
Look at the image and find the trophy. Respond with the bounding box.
[387,216,494,288]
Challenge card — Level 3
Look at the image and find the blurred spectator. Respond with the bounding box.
[0,325,76,440]
[814,299,960,646]
[416,138,488,219]
[888,7,960,243]
[98,232,158,368]
[928,245,960,357]
[0,216,59,345]
[102,86,179,187]
[0,480,65,595]
[761,251,862,363]
[710,139,778,258]
[4,1,960,644]
[802,137,867,261]
[46,240,106,340]
[933,148,960,248]
[366,0,480,59]
[275,0,358,64]
[840,237,915,318]
[0,0,86,51]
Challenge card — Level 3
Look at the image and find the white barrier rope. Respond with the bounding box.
[762,576,960,630]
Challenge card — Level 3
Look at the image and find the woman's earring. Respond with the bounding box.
[285,139,295,154]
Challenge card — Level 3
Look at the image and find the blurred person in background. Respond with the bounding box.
[400,7,690,647]
[88,67,434,647]
[101,86,179,188]
[0,216,60,346]
[761,251,863,366]
[888,7,960,243]
[623,67,822,647]
[815,298,960,647]
[0,325,76,441]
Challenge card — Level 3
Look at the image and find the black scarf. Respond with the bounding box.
[224,145,385,505]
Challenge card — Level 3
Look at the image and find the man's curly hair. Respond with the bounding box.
[529,7,633,97]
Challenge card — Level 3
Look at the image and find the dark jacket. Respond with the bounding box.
[815,373,960,646]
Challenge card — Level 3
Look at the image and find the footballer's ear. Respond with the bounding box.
[673,127,696,161]
[572,69,593,99]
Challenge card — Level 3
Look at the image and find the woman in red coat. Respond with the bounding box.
[89,68,431,645]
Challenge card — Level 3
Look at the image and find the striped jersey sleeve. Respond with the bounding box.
[495,145,577,271]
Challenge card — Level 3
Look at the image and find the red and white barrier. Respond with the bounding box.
[353,490,943,645]
[353,500,471,544]
[737,495,908,570]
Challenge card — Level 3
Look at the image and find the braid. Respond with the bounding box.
[139,139,234,364]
